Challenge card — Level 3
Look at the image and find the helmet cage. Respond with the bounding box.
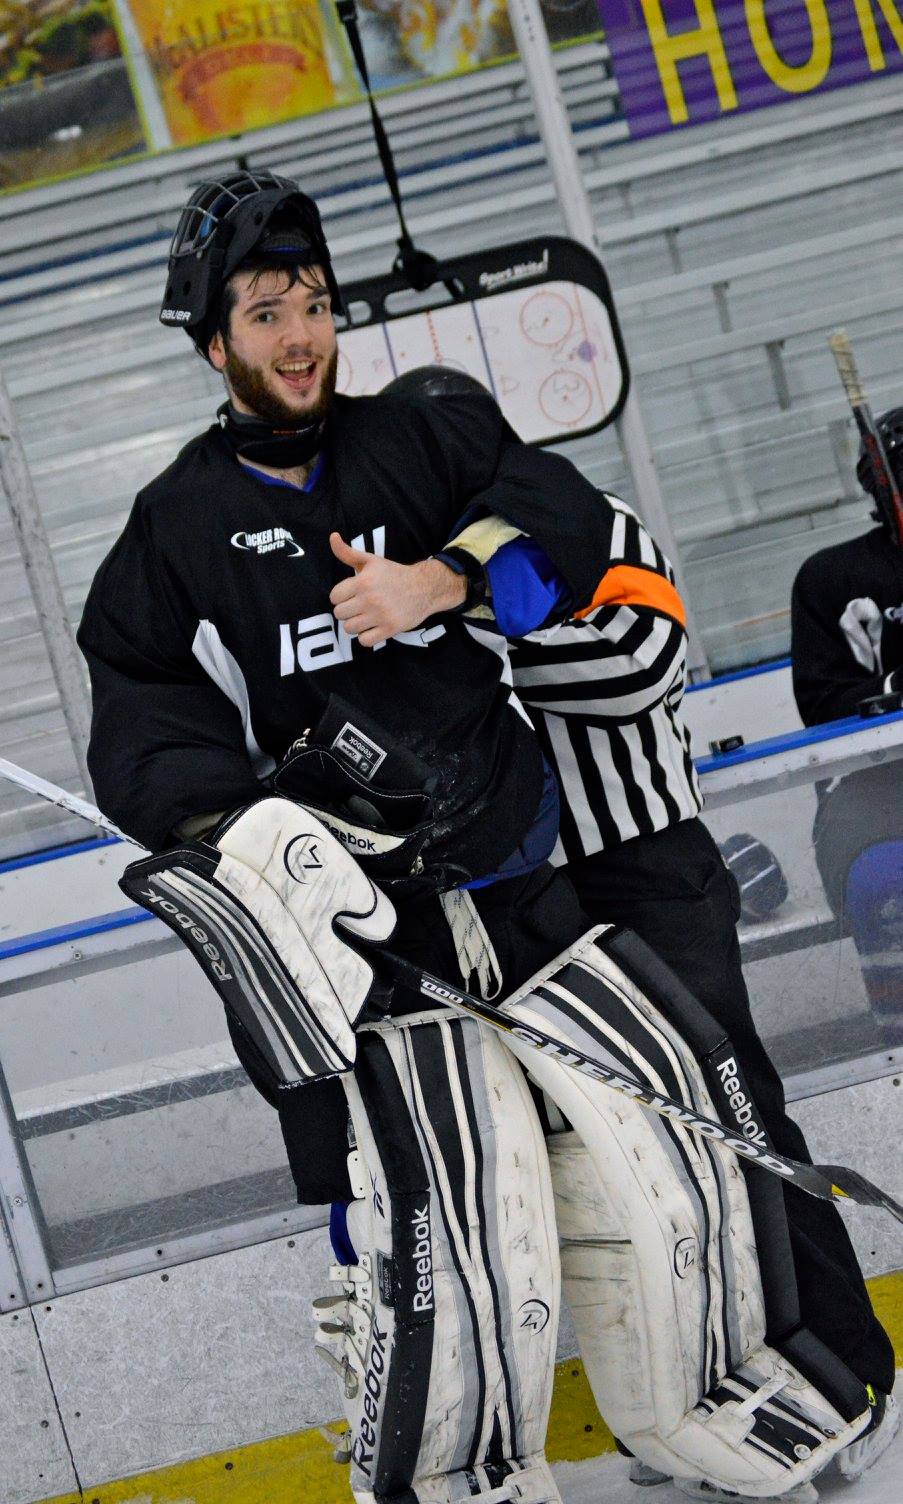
[160,170,342,349]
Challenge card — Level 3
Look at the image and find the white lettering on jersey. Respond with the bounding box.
[839,597,883,673]
[231,526,305,558]
[279,614,353,675]
[279,615,445,675]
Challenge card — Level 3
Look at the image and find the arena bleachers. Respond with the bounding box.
[1,41,901,853]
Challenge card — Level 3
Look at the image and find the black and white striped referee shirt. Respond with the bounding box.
[509,495,702,863]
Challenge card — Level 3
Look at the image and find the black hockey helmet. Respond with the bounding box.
[383,364,493,401]
[160,170,342,357]
[856,405,903,533]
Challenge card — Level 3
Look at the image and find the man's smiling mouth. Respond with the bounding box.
[276,361,317,389]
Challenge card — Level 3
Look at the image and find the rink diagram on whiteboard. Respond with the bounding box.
[336,280,623,442]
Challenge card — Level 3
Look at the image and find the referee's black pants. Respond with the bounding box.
[565,815,896,1395]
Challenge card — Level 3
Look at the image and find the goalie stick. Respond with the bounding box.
[382,951,903,1225]
[1,755,901,1223]
[0,756,129,840]
[829,327,903,548]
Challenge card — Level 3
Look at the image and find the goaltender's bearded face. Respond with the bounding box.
[207,263,339,427]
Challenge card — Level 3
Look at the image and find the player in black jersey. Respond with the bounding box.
[78,170,630,1504]
[79,175,897,1502]
[791,408,903,1026]
[787,417,903,1475]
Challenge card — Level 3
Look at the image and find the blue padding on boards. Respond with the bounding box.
[696,708,903,773]
[0,907,153,961]
[685,657,791,693]
[0,834,121,875]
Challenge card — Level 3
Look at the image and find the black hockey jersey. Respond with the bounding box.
[791,526,903,725]
[78,391,615,858]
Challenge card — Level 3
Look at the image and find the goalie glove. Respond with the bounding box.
[120,798,397,1087]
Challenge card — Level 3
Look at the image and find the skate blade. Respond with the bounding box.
[837,1391,900,1481]
[674,1480,818,1504]
[628,1458,671,1485]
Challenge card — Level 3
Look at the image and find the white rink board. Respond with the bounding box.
[335,281,623,441]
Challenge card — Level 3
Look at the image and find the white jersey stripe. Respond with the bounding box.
[192,620,275,776]
[621,719,669,829]
[587,725,640,842]
[511,493,702,858]
[543,713,600,858]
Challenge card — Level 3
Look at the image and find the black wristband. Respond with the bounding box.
[432,548,489,613]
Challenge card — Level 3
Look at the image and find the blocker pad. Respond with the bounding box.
[120,798,397,1087]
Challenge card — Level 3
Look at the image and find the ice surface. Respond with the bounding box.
[552,1377,902,1504]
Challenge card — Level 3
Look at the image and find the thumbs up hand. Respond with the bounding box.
[328,533,371,574]
[329,531,466,648]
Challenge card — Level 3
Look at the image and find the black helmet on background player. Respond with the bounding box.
[856,405,903,537]
[159,170,342,358]
[383,365,493,402]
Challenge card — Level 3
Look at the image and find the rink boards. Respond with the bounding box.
[0,662,901,1502]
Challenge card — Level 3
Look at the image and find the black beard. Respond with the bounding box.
[223,345,338,427]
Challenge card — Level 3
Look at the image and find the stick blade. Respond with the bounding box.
[814,1163,903,1223]
[828,328,865,405]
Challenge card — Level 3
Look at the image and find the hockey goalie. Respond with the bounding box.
[79,170,897,1504]
[122,799,893,1504]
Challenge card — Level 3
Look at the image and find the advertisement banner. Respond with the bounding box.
[0,1,600,194]
[596,0,903,138]
[122,0,349,146]
[354,0,600,90]
[0,1,148,191]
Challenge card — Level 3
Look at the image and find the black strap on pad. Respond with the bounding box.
[601,926,868,1422]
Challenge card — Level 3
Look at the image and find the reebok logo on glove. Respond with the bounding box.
[284,834,324,883]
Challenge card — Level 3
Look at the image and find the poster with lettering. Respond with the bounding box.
[122,0,355,146]
[596,0,903,138]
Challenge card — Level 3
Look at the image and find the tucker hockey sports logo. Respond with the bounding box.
[231,526,305,558]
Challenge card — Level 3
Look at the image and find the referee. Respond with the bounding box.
[385,365,894,1446]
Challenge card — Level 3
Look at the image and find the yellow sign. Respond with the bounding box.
[126,0,342,144]
[1,1,598,193]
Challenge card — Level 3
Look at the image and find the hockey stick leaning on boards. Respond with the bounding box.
[829,328,903,548]
[1,755,900,1225]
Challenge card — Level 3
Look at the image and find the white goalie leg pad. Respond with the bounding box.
[499,929,868,1498]
[313,1011,563,1503]
[121,798,396,1086]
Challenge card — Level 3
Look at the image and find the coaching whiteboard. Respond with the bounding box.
[335,237,630,445]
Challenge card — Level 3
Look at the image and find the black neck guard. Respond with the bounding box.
[217,402,324,469]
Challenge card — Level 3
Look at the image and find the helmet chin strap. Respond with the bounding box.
[217,401,325,469]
